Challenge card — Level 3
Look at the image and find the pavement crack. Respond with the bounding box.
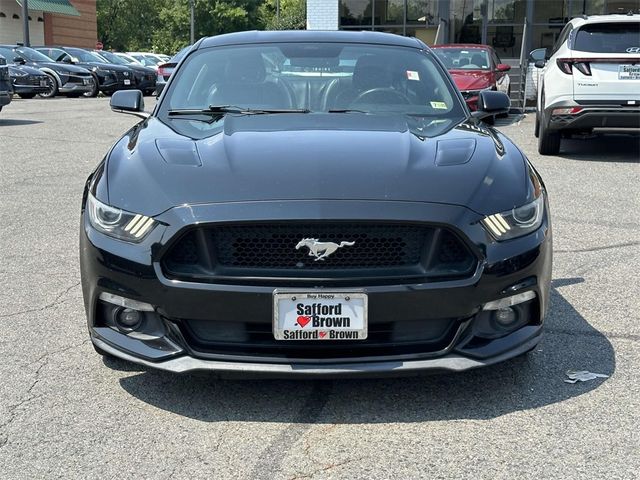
[555,240,640,254]
[0,280,81,319]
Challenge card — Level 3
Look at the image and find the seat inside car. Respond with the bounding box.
[326,54,400,109]
[207,52,294,108]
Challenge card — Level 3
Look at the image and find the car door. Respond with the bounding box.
[492,50,509,93]
[570,21,640,101]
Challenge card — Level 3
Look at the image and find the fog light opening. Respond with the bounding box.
[494,307,518,327]
[113,307,143,332]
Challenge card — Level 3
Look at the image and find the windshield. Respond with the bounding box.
[574,23,640,53]
[433,48,491,70]
[66,48,106,63]
[160,43,463,120]
[16,47,54,62]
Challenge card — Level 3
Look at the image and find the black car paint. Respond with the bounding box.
[0,45,93,95]
[8,64,50,96]
[35,46,136,94]
[81,31,552,376]
[0,54,11,111]
[92,50,157,95]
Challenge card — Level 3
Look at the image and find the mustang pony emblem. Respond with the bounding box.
[295,238,355,261]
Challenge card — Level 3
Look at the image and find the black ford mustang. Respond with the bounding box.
[80,31,552,377]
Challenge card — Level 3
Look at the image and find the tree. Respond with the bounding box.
[258,0,306,30]
[97,0,164,51]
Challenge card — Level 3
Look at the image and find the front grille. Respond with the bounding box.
[176,316,465,360]
[162,222,477,284]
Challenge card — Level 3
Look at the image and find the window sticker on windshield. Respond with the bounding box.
[406,70,420,81]
[430,101,447,109]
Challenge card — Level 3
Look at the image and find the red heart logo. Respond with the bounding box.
[319,331,327,338]
[297,316,311,328]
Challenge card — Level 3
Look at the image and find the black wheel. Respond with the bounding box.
[83,75,99,98]
[18,93,36,99]
[534,112,540,137]
[537,110,561,155]
[38,74,58,98]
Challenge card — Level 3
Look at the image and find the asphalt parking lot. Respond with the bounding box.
[0,97,639,480]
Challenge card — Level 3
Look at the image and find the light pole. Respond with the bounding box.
[22,0,30,46]
[189,0,195,44]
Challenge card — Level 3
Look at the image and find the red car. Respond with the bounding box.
[432,44,511,111]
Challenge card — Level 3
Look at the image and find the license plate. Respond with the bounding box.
[40,80,47,87]
[618,64,640,80]
[124,79,131,85]
[273,291,367,341]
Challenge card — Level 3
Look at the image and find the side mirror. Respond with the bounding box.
[14,56,25,65]
[534,60,546,69]
[496,63,511,72]
[71,56,80,64]
[110,90,149,119]
[472,90,510,122]
[544,47,553,60]
[61,56,72,64]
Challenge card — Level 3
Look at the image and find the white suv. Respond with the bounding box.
[535,13,640,155]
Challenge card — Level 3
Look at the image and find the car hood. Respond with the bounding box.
[449,70,493,91]
[103,114,531,217]
[30,60,90,73]
[81,62,131,72]
[9,64,46,76]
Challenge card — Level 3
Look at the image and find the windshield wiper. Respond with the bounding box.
[168,105,311,117]
[327,108,368,114]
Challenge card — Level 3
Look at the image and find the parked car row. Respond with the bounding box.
[0,45,171,100]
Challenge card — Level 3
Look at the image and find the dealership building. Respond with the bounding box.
[307,0,640,59]
[0,0,96,48]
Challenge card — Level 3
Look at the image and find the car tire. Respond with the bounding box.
[534,112,540,138]
[18,93,36,99]
[38,74,58,99]
[538,111,561,155]
[83,75,99,98]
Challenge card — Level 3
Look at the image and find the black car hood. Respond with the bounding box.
[29,60,90,73]
[9,64,46,76]
[104,114,531,217]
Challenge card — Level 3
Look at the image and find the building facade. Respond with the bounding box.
[0,0,97,48]
[308,0,640,58]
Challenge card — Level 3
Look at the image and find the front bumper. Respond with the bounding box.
[81,200,552,377]
[12,78,49,94]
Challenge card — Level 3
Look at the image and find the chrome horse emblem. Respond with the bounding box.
[295,238,355,261]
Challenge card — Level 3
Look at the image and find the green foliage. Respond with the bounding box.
[258,0,306,30]
[98,0,306,54]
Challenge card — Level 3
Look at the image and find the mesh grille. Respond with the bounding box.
[214,223,426,270]
[162,222,476,283]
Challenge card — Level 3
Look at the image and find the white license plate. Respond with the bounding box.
[273,291,367,341]
[124,79,131,85]
[618,64,640,80]
[40,80,47,87]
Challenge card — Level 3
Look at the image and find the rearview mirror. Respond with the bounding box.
[110,90,149,119]
[496,63,511,72]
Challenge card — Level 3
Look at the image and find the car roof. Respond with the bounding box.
[198,30,425,50]
[431,44,492,50]
[569,13,640,27]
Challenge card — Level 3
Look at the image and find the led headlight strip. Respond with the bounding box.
[482,214,511,236]
[124,214,156,238]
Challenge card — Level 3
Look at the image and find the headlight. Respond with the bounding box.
[481,195,544,241]
[11,69,28,77]
[86,192,157,242]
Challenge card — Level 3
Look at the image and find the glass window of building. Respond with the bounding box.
[406,0,438,24]
[374,0,404,24]
[340,0,373,26]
